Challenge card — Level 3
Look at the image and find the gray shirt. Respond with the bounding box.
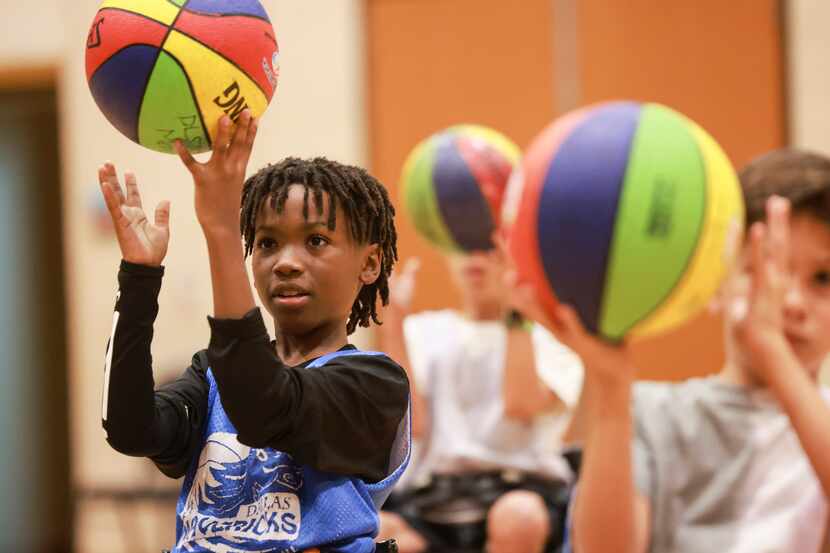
[633,377,826,553]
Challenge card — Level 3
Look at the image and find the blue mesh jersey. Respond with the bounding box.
[171,350,411,553]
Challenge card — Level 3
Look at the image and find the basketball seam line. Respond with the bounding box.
[179,8,271,25]
[159,49,212,149]
[93,6,167,33]
[132,0,190,147]
[95,6,174,29]
[168,24,272,100]
[88,42,164,84]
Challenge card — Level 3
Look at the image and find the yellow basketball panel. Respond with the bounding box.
[630,123,745,338]
[162,30,269,145]
[99,0,180,25]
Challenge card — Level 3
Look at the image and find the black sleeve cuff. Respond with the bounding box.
[208,307,268,346]
[120,259,165,278]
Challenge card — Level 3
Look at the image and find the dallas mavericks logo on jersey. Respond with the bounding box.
[177,432,304,548]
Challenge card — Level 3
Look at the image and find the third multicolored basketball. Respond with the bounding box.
[503,102,745,340]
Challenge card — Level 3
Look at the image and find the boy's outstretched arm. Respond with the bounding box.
[98,164,208,477]
[507,267,650,553]
[176,111,258,319]
[736,197,830,497]
[544,306,649,553]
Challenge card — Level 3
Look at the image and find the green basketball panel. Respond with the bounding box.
[600,104,707,339]
[137,50,209,154]
[402,140,460,251]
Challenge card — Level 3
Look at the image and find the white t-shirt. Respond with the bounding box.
[633,377,829,553]
[400,309,584,486]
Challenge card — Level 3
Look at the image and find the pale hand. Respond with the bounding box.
[731,196,795,382]
[175,110,258,236]
[494,229,635,384]
[98,163,170,267]
[387,257,421,317]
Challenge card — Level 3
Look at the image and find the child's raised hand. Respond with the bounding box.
[492,229,635,383]
[732,196,794,381]
[98,162,170,267]
[174,110,258,236]
[387,257,421,316]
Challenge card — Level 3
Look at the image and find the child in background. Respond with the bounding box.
[99,112,410,553]
[377,243,583,553]
[518,149,830,553]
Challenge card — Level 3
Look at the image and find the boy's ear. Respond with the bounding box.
[360,244,382,285]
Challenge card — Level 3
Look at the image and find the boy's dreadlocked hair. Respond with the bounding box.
[740,148,830,226]
[240,157,398,334]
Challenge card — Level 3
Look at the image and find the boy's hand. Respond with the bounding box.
[98,163,170,267]
[387,257,421,318]
[494,230,635,384]
[732,196,795,383]
[175,111,258,236]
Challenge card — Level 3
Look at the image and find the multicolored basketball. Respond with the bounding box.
[503,101,745,341]
[85,0,279,154]
[400,125,520,252]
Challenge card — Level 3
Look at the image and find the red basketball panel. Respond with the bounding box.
[457,138,514,228]
[85,9,168,81]
[510,107,595,318]
[173,11,279,100]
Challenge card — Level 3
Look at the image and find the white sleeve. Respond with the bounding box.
[402,312,437,397]
[531,324,584,407]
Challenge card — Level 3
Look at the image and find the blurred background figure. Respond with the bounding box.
[377,251,582,553]
[0,0,825,551]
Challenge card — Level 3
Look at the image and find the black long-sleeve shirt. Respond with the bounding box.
[102,261,409,483]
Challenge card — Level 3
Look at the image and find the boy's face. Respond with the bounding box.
[725,212,830,377]
[250,185,380,337]
[446,248,506,311]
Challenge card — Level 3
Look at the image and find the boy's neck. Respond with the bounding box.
[462,299,505,322]
[717,360,766,389]
[274,324,349,366]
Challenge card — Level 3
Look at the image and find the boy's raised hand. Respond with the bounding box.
[732,196,794,381]
[98,163,170,267]
[493,230,635,384]
[387,258,421,317]
[174,110,258,235]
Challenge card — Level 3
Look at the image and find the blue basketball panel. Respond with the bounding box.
[88,45,159,143]
[433,136,495,251]
[537,102,642,334]
[184,0,270,21]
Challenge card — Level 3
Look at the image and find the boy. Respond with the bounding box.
[98,112,410,553]
[516,149,830,553]
[377,244,583,553]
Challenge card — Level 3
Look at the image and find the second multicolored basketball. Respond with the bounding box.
[400,125,520,252]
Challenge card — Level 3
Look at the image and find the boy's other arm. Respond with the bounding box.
[208,308,409,482]
[103,262,209,478]
[502,325,562,423]
[572,375,650,553]
[764,347,830,498]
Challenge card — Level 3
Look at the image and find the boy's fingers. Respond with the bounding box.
[212,115,233,158]
[402,257,421,278]
[124,171,142,208]
[102,162,126,202]
[230,110,251,153]
[174,140,199,172]
[748,222,767,299]
[768,196,790,276]
[154,200,171,230]
[246,116,259,148]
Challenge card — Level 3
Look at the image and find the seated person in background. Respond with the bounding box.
[525,149,830,553]
[377,244,584,553]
